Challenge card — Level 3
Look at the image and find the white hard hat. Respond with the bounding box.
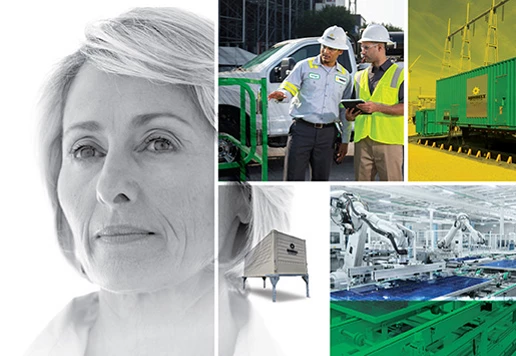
[358,24,393,44]
[318,25,349,50]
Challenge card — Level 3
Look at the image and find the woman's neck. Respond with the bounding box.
[85,270,214,356]
[218,266,251,356]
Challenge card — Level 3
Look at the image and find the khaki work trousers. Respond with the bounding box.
[354,137,403,181]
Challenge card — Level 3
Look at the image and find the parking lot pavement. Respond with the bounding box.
[220,144,356,182]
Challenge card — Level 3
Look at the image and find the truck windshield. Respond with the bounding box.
[241,44,285,70]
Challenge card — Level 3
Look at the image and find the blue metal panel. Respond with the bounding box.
[481,259,516,269]
[330,276,490,301]
[449,255,483,262]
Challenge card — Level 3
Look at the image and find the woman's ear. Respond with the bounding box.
[219,184,252,264]
[230,185,252,259]
[235,186,252,225]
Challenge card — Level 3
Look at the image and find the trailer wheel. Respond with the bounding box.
[219,105,242,163]
[218,105,251,164]
[219,137,238,163]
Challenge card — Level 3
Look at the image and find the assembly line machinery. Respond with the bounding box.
[329,190,516,300]
[329,191,516,355]
[331,300,516,355]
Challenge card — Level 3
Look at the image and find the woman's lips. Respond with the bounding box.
[94,225,156,245]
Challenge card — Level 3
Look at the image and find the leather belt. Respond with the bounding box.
[296,118,335,129]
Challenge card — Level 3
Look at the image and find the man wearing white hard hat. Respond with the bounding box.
[346,23,404,181]
[268,25,353,181]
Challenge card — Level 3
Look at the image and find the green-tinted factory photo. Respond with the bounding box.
[330,185,516,355]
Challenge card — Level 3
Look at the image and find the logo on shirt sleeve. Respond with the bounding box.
[335,75,348,86]
[308,72,320,80]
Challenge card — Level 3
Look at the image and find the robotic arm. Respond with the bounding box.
[462,219,486,245]
[437,214,464,249]
[438,213,485,249]
[330,190,411,269]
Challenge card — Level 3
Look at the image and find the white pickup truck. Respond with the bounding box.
[219,37,357,161]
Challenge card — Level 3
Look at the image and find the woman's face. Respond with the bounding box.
[58,63,214,293]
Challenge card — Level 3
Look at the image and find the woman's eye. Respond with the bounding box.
[145,136,176,152]
[72,145,105,159]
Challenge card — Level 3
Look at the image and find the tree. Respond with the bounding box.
[294,6,356,39]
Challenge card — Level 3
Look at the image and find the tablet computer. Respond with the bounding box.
[340,99,371,115]
[340,99,365,110]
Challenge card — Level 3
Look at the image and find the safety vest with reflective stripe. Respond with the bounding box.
[354,63,404,145]
[280,57,347,97]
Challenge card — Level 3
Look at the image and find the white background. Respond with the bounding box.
[0,1,216,355]
[245,184,330,355]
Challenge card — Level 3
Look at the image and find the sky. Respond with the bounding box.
[408,0,516,103]
[355,0,407,30]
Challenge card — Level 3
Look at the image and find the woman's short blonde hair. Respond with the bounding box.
[39,7,214,273]
[249,185,293,248]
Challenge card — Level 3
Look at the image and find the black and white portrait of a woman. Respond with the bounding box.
[3,2,326,355]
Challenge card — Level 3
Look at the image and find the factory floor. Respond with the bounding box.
[408,143,516,181]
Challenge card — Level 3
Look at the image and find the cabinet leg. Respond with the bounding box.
[302,274,310,298]
[269,276,280,302]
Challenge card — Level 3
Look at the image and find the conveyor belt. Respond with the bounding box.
[452,255,483,262]
[330,300,437,324]
[330,276,490,301]
[480,259,516,271]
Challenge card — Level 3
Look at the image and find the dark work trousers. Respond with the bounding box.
[284,120,337,181]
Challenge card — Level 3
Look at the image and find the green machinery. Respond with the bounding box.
[331,300,516,355]
[414,109,448,137]
[218,77,268,181]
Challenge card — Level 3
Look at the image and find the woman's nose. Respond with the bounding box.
[96,153,139,207]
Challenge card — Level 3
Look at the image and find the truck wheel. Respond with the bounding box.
[219,106,251,180]
[219,137,238,163]
[218,105,250,163]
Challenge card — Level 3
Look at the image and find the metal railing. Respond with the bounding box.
[218,77,268,181]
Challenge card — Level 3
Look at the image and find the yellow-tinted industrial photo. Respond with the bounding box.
[408,0,516,181]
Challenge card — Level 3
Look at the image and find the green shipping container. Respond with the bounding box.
[415,109,447,136]
[435,57,516,131]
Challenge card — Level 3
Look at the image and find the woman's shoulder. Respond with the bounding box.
[24,292,99,356]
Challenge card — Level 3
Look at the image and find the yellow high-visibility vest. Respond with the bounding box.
[354,64,404,145]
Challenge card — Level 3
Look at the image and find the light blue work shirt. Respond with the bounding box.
[279,55,353,142]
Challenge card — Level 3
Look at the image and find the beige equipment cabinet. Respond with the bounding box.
[242,229,309,302]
